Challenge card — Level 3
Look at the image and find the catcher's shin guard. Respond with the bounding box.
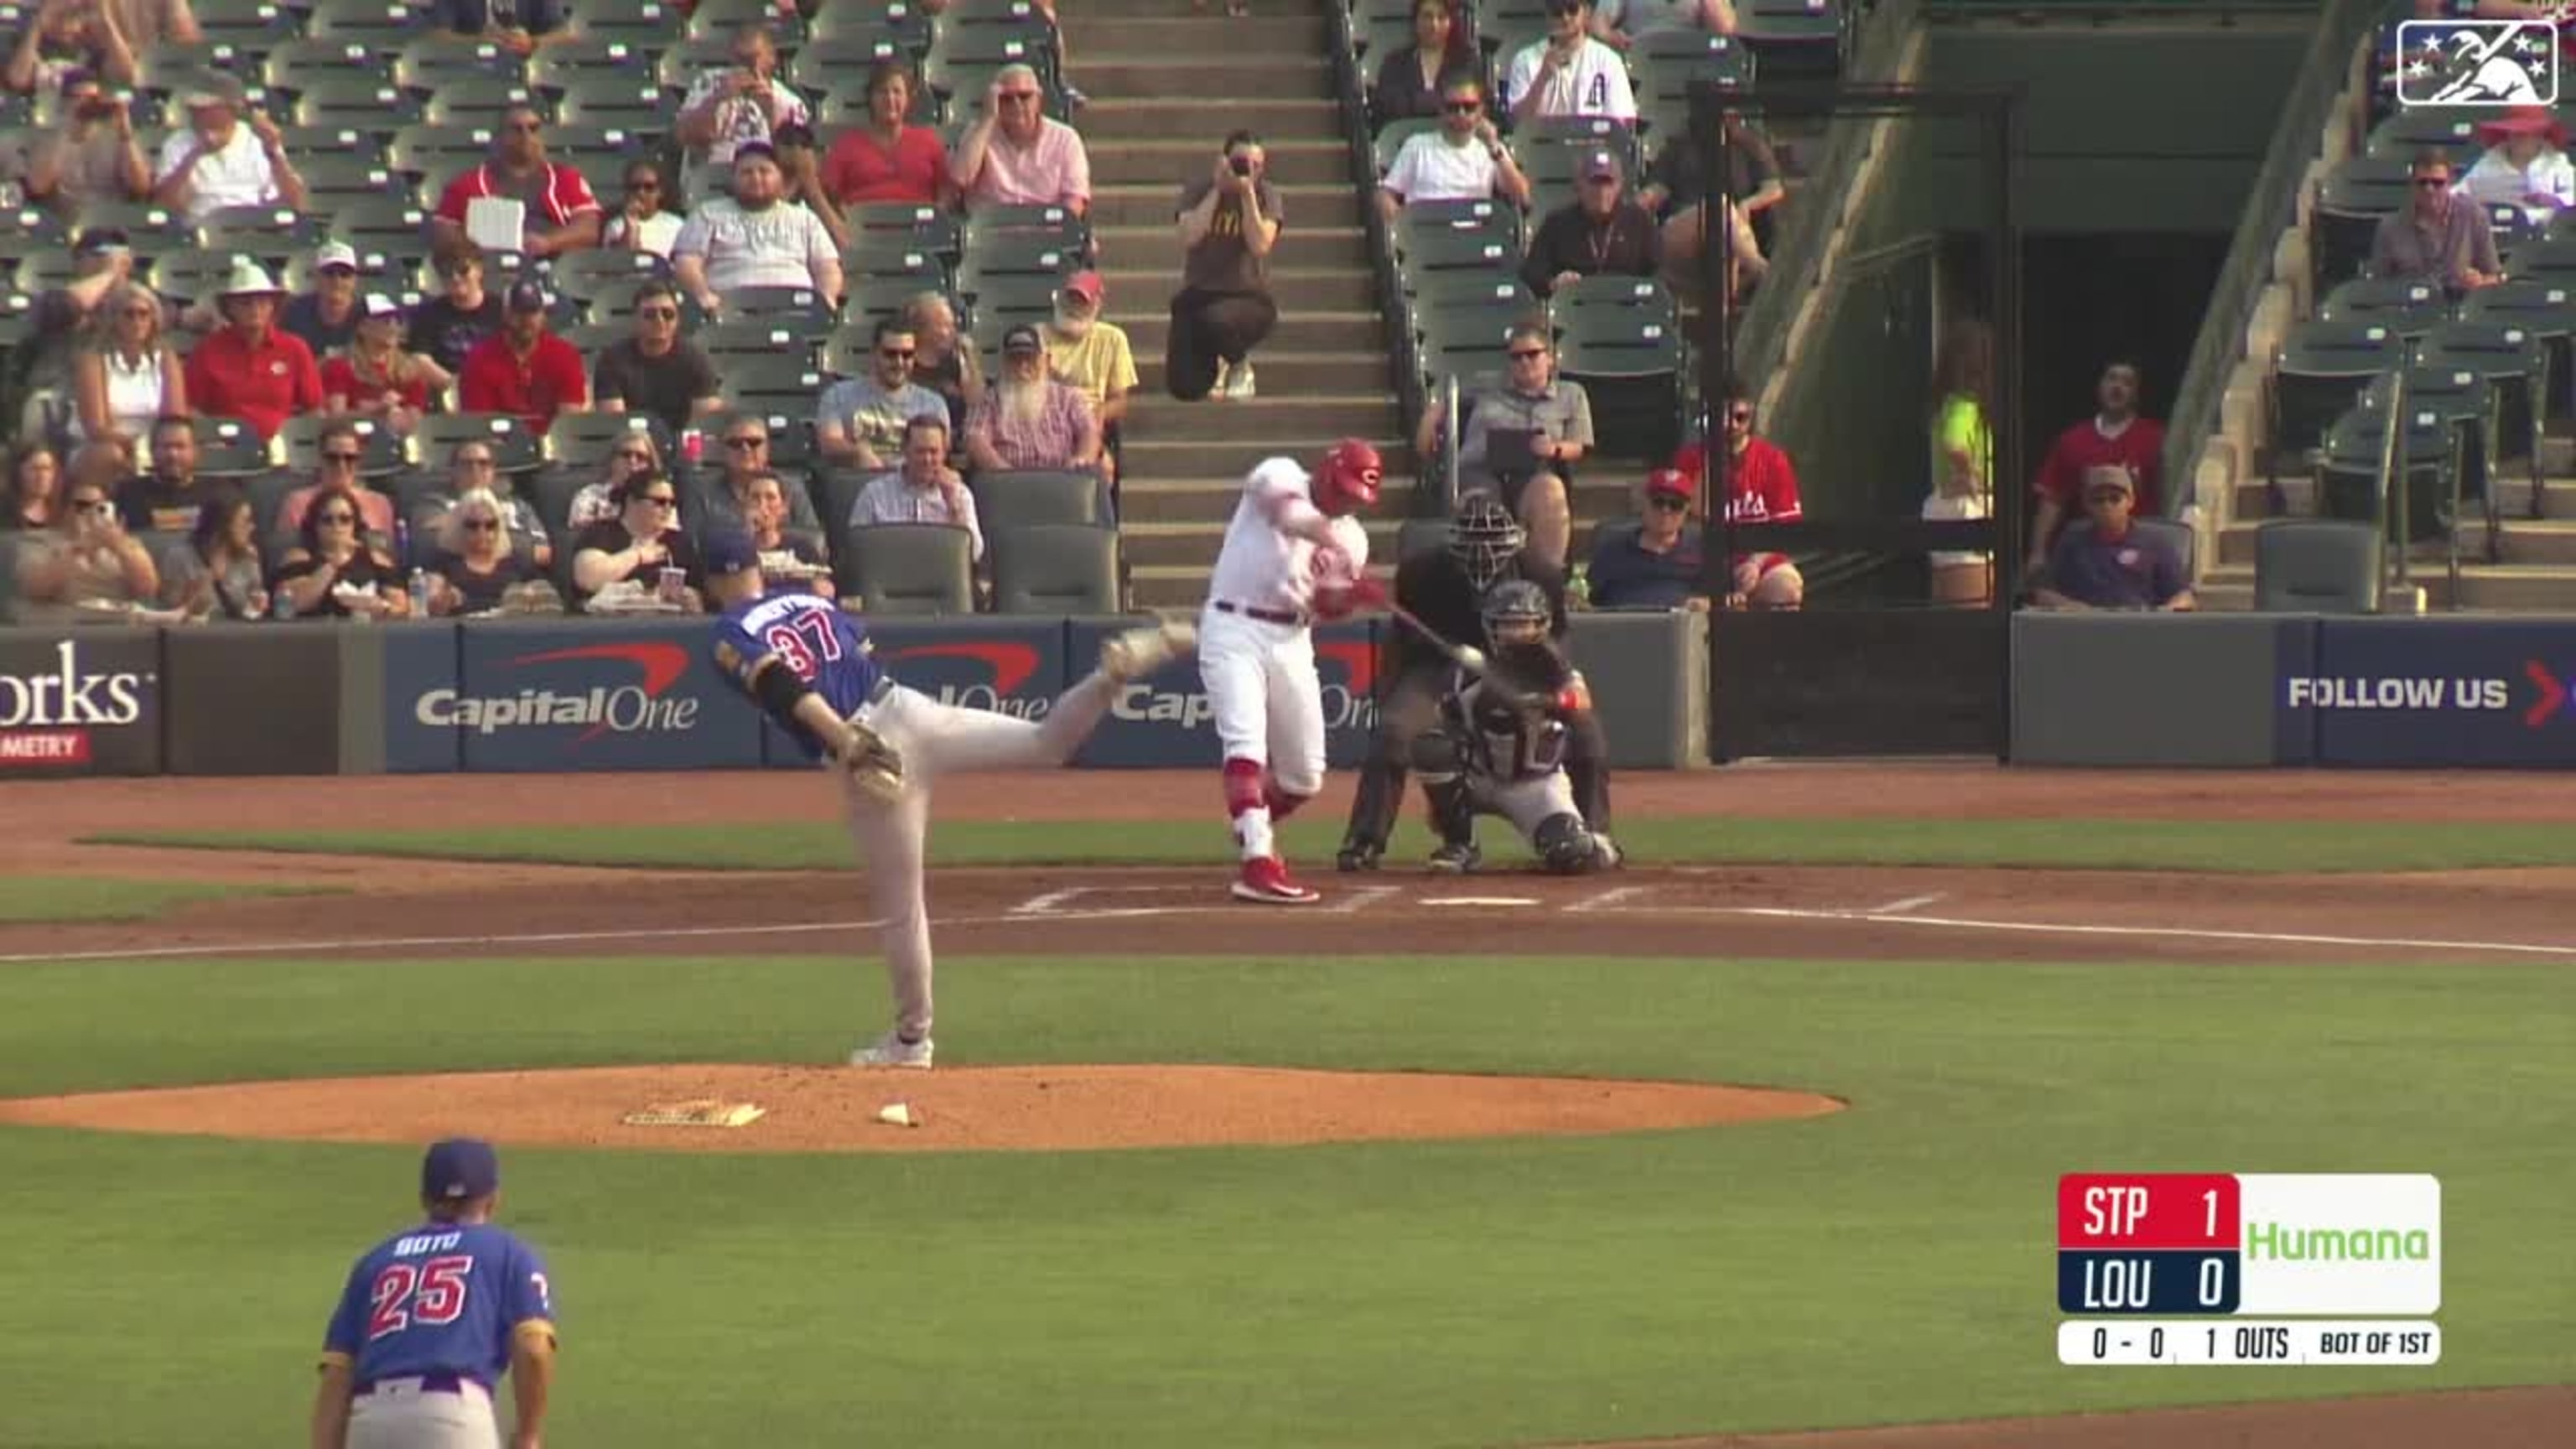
[1410,735,1478,854]
[1340,755,1406,856]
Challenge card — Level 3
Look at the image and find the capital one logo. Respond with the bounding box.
[415,642,701,740]
[882,641,1049,718]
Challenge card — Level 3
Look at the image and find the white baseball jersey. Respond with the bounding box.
[1503,37,1638,123]
[1204,458,1373,618]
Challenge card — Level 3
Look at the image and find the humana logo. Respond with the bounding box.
[2246,1222,2433,1261]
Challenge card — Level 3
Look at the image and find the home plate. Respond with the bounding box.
[1421,896,1541,907]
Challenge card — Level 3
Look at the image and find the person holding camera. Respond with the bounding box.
[677,23,809,169]
[435,0,568,58]
[1504,0,1636,126]
[6,0,137,96]
[1168,131,1282,402]
[14,465,159,622]
[24,69,148,215]
[150,78,304,224]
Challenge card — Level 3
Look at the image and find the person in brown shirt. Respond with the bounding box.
[2371,148,2501,297]
[1166,129,1283,402]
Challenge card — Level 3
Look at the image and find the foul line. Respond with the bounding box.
[1651,906,2576,958]
[1864,893,1945,916]
[1566,885,1647,913]
[1327,886,1401,914]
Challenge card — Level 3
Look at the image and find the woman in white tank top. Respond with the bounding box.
[71,281,189,461]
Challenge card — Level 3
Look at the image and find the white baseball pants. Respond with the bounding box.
[345,1379,500,1449]
[1197,605,1326,860]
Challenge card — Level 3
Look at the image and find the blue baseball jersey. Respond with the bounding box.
[321,1222,555,1389]
[710,587,884,761]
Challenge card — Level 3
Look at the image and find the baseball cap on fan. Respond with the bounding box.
[421,1138,501,1202]
[1644,468,1692,502]
[506,279,552,314]
[700,524,761,578]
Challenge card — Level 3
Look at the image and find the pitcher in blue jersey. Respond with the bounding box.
[311,1139,557,1449]
[702,525,1196,1068]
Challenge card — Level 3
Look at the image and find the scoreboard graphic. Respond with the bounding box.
[2056,1174,2441,1366]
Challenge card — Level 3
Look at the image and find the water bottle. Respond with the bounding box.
[408,570,433,619]
[272,586,294,621]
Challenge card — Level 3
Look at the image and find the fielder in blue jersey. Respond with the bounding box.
[312,1139,557,1449]
[702,525,1195,1068]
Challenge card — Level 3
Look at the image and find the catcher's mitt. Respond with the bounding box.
[827,719,906,805]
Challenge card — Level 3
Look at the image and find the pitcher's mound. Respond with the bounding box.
[0,1064,1844,1153]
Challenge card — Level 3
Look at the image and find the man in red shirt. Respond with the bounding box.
[182,257,324,442]
[428,102,604,264]
[2028,358,2164,575]
[1670,377,1804,608]
[459,281,589,430]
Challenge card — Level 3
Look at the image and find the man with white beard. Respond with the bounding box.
[1041,270,1137,495]
[672,140,844,318]
[966,324,1102,475]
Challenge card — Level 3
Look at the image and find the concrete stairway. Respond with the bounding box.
[1064,0,1411,609]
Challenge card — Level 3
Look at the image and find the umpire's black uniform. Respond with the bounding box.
[1338,548,1613,864]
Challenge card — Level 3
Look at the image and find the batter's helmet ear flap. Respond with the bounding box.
[1318,437,1384,514]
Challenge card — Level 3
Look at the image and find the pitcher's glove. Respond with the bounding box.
[823,718,906,805]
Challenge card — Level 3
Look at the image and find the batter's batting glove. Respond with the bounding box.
[828,719,906,805]
[1343,574,1390,610]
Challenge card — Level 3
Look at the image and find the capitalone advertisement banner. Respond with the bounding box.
[2288,619,2576,766]
[429,620,765,771]
[762,620,1071,768]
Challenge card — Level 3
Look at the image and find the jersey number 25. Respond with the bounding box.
[367,1256,473,1341]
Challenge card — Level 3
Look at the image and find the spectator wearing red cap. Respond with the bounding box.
[2459,105,2574,221]
[458,281,589,431]
[183,257,322,442]
[1043,270,1138,491]
[1670,375,1803,608]
[824,59,953,209]
[1520,149,1659,298]
[2027,358,2163,575]
[428,102,603,264]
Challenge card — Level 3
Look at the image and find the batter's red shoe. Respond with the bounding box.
[1232,855,1321,905]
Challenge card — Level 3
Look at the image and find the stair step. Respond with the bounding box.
[1088,138,1354,187]
[1062,14,1332,55]
[1099,265,1378,312]
[1095,221,1373,267]
[1124,435,1417,476]
[1075,96,1343,142]
[1088,180,1363,229]
[1124,309,1385,355]
[1076,58,1333,101]
[1135,349,1392,394]
[1125,391,1400,439]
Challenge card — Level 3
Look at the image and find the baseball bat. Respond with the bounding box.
[1383,600,1490,676]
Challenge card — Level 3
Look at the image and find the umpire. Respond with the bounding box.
[1337,494,1613,870]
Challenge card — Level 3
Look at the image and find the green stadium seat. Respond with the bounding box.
[2268,317,2407,492]
[971,469,1109,531]
[2311,155,2411,293]
[989,522,1119,615]
[839,522,976,615]
[392,35,529,92]
[288,76,424,135]
[2314,277,2449,339]
[422,77,545,128]
[266,39,393,96]
[2254,519,2384,614]
[2418,319,2551,516]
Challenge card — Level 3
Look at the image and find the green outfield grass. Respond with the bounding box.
[85,815,2576,874]
[0,953,2564,1448]
[0,875,330,924]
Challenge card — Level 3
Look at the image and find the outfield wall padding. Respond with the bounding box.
[1566,610,1706,769]
[2012,613,2314,767]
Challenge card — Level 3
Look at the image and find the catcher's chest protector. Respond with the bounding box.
[1459,678,1570,782]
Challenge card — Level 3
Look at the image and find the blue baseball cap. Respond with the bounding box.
[422,1138,501,1202]
[700,524,761,577]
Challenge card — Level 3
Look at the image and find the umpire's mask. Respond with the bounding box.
[1448,495,1524,591]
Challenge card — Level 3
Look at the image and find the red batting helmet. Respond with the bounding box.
[1315,438,1384,515]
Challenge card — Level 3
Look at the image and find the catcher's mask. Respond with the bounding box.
[1448,495,1524,590]
[1480,578,1551,652]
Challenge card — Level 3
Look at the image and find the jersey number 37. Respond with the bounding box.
[367,1256,473,1341]
[762,612,844,683]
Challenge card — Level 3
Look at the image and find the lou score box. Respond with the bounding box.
[2055,1174,2442,1366]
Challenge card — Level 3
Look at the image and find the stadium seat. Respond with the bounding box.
[714,285,835,329]
[135,41,257,96]
[2267,318,2407,489]
[280,414,410,480]
[287,75,424,134]
[806,0,933,52]
[2363,106,2482,164]
[954,245,1078,305]
[280,123,392,171]
[1398,196,1524,250]
[2457,281,2574,444]
[836,280,948,337]
[302,0,422,49]
[2254,519,2385,613]
[418,414,544,477]
[699,317,825,366]
[2310,155,2411,294]
[1630,30,1754,113]
[194,0,304,44]
[191,416,274,479]
[529,37,662,91]
[2314,403,2458,544]
[580,0,688,47]
[2417,319,2551,516]
[1395,225,1519,281]
[1371,117,1437,174]
[965,202,1089,257]
[388,122,497,181]
[299,153,414,211]
[958,274,1060,336]
[2363,364,2499,558]
[1411,271,1538,315]
[989,523,1119,614]
[422,77,544,127]
[971,469,1109,530]
[788,34,911,94]
[653,34,740,91]
[816,467,880,533]
[200,205,321,257]
[393,36,530,91]
[839,522,977,614]
[548,250,671,306]
[1557,330,1684,463]
[1736,0,1845,84]
[2313,277,2449,339]
[552,77,674,135]
[2057,516,2196,582]
[328,199,435,257]
[264,39,392,96]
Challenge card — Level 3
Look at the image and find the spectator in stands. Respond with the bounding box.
[1371,0,1476,126]
[824,60,952,210]
[969,325,1102,474]
[323,294,451,439]
[101,0,199,47]
[459,281,589,431]
[428,439,550,569]
[593,281,722,437]
[600,161,683,258]
[166,488,267,621]
[677,23,809,169]
[279,419,396,539]
[423,487,541,616]
[1415,322,1589,569]
[817,316,949,471]
[436,0,569,55]
[2458,106,2573,221]
[7,1,136,96]
[410,246,506,379]
[770,122,850,255]
[279,242,364,360]
[571,474,704,612]
[12,467,158,621]
[951,65,1093,218]
[1522,149,1660,298]
[13,226,132,436]
[1375,76,1532,222]
[183,258,321,444]
[567,430,662,531]
[852,415,984,563]
[151,77,304,224]
[70,280,184,461]
[1171,130,1283,402]
[1584,469,1705,610]
[428,103,604,264]
[1640,110,1780,302]
[2031,465,2194,613]
[1504,0,1637,127]
[673,141,844,314]
[2373,148,2501,296]
[1592,0,1735,51]
[1926,316,1996,608]
[117,413,203,532]
[906,291,985,435]
[1043,270,1138,493]
[740,470,831,595]
[24,68,149,216]
[3,444,66,532]
[273,481,408,620]
[699,413,823,534]
[1673,377,1803,608]
[2028,358,2163,575]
